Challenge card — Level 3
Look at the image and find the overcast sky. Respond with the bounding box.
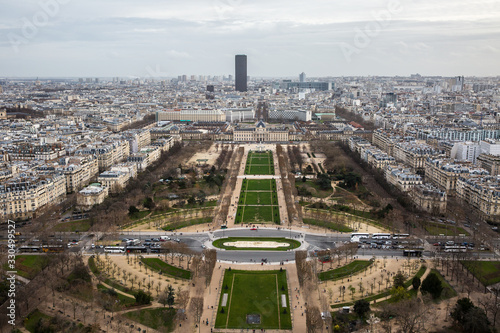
[0,0,499,78]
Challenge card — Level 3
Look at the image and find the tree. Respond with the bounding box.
[411,276,421,291]
[393,272,405,289]
[451,297,475,324]
[306,306,323,333]
[462,306,490,333]
[134,290,152,305]
[128,205,139,215]
[143,197,155,210]
[391,286,410,302]
[189,297,204,326]
[390,297,434,333]
[166,284,175,308]
[353,299,370,319]
[421,273,443,299]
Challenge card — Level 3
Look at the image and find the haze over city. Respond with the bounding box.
[1,0,500,77]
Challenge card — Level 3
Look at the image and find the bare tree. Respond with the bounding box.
[189,297,204,327]
[306,306,323,333]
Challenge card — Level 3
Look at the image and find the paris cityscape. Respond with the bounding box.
[1,1,500,333]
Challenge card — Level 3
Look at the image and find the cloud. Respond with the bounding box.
[0,0,498,76]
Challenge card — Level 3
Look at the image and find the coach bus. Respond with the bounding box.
[444,245,467,253]
[372,233,391,240]
[42,245,65,253]
[19,246,41,253]
[104,246,125,253]
[392,233,410,239]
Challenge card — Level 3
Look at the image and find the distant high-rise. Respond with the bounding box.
[235,54,247,92]
[299,72,306,82]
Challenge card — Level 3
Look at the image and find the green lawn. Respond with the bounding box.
[296,180,333,198]
[242,192,277,206]
[161,217,213,231]
[462,260,500,286]
[25,310,52,333]
[245,179,275,191]
[12,255,49,279]
[123,307,176,332]
[424,222,469,236]
[215,270,291,330]
[318,260,372,281]
[52,219,91,232]
[247,165,273,175]
[129,210,151,221]
[248,156,272,164]
[97,284,137,307]
[141,258,191,280]
[245,151,274,175]
[212,237,301,251]
[334,265,428,309]
[237,205,280,224]
[302,218,353,232]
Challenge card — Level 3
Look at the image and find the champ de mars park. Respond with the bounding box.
[4,142,500,333]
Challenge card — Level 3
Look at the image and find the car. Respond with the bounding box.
[433,243,440,246]
[250,227,257,231]
[174,238,180,242]
[152,238,160,242]
[201,245,206,249]
[91,244,95,249]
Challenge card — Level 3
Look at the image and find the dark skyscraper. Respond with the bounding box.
[235,54,247,92]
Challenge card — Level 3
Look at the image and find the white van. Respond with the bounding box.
[160,236,170,241]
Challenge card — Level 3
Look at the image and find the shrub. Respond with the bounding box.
[421,273,443,299]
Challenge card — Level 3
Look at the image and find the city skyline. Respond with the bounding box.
[0,0,499,78]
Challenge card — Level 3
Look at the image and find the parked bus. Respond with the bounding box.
[42,245,65,253]
[19,246,41,253]
[444,245,467,253]
[392,233,410,239]
[351,233,370,239]
[104,246,125,253]
[372,233,391,240]
[126,246,147,253]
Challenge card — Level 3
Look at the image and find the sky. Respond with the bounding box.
[0,0,499,78]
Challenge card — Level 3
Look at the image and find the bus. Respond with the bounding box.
[42,245,65,253]
[444,245,467,253]
[351,233,369,239]
[350,233,370,242]
[104,246,125,253]
[372,233,391,240]
[392,233,410,239]
[126,246,147,253]
[19,246,41,253]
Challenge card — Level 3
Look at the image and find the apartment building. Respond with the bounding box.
[477,154,500,176]
[424,158,488,195]
[0,173,66,219]
[456,175,500,218]
[409,184,447,214]
[97,170,130,193]
[7,143,66,161]
[60,156,99,193]
[384,164,423,192]
[156,109,225,122]
[393,142,443,174]
[127,146,161,171]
